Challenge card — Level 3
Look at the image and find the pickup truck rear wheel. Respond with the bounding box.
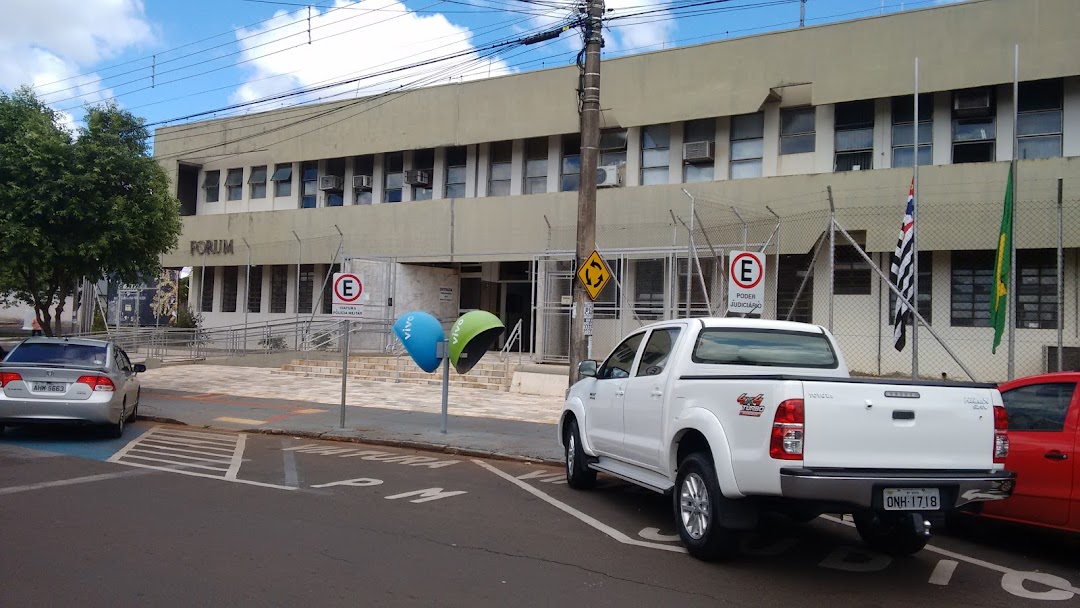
[564,419,596,489]
[674,453,740,561]
[853,511,930,556]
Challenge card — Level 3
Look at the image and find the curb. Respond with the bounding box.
[137,415,189,426]
[135,415,563,467]
[246,427,563,467]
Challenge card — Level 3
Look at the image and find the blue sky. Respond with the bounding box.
[1,0,958,138]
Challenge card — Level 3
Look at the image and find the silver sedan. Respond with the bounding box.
[0,338,144,437]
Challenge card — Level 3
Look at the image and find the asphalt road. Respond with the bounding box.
[1,423,1078,607]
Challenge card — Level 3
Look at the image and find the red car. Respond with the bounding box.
[973,372,1080,533]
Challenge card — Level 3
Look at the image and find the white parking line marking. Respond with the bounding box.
[226,434,247,480]
[115,460,297,490]
[127,448,231,465]
[821,515,1080,597]
[133,442,234,458]
[122,455,230,472]
[475,459,686,554]
[385,488,468,504]
[142,436,237,451]
[0,470,150,495]
[929,560,958,586]
[108,426,293,489]
[638,528,681,543]
[151,429,238,443]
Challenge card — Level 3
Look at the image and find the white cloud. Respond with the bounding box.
[230,0,512,108]
[524,0,675,56]
[603,0,676,52]
[0,0,154,124]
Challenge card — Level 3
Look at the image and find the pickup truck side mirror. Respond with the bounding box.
[133,363,147,374]
[578,360,598,378]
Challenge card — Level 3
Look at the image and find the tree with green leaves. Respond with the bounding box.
[0,87,182,336]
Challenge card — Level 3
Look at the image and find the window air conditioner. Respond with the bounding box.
[1044,345,1080,373]
[404,170,432,187]
[683,141,715,163]
[953,89,991,113]
[319,175,344,191]
[353,175,373,191]
[596,165,622,188]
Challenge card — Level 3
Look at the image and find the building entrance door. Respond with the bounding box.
[501,282,532,352]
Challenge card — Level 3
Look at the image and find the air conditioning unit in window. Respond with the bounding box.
[596,165,622,188]
[404,169,432,187]
[683,141,715,163]
[319,176,344,191]
[953,89,991,114]
[353,175,373,191]
[1044,345,1080,373]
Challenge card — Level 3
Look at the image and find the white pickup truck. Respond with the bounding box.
[560,318,1015,561]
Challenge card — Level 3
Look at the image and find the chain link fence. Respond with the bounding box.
[536,188,1079,384]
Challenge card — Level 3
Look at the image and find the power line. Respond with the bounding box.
[144,15,574,144]
[50,0,434,107]
[153,22,574,160]
[37,0,369,95]
[125,11,537,115]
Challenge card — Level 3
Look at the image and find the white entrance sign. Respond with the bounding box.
[726,251,766,316]
[332,273,364,318]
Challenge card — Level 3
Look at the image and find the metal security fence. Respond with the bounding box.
[534,186,1080,383]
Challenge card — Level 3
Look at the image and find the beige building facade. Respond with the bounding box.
[155,0,1080,381]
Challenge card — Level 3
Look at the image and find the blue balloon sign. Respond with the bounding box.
[392,311,446,373]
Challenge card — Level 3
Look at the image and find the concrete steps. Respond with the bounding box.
[272,355,515,391]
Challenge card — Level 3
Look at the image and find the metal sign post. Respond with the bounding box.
[340,319,350,428]
[437,341,449,434]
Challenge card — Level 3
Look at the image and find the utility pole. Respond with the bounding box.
[570,0,604,384]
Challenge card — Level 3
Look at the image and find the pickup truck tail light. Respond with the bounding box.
[76,375,115,392]
[993,404,1009,464]
[770,399,804,460]
[0,372,23,387]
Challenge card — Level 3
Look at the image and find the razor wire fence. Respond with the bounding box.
[537,189,1080,383]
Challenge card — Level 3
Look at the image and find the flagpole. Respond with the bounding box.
[911,56,920,380]
[1007,44,1018,380]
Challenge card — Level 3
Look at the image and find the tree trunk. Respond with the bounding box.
[53,283,70,337]
[38,307,53,338]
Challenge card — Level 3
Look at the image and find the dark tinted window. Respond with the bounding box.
[598,333,645,380]
[1001,382,1075,432]
[693,329,838,368]
[636,328,681,377]
[6,343,108,367]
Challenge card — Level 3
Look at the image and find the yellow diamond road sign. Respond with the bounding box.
[577,250,612,301]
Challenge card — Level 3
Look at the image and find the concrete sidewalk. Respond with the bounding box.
[138,365,565,464]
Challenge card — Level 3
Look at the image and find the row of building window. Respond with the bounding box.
[199,264,339,314]
[197,249,1062,330]
[200,78,1068,207]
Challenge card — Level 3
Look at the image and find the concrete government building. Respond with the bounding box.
[155,0,1080,382]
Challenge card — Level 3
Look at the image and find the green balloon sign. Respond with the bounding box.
[449,310,505,374]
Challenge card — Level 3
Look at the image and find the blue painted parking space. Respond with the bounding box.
[0,422,150,461]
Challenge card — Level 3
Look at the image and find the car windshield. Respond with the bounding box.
[4,343,108,367]
[692,328,838,369]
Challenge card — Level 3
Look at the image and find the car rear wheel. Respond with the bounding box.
[127,392,140,423]
[107,401,127,438]
[674,452,741,561]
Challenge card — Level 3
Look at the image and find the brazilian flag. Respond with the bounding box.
[991,162,1014,354]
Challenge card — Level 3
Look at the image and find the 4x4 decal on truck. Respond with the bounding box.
[737,393,766,417]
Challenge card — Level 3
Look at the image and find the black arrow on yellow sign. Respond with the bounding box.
[576,250,611,301]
